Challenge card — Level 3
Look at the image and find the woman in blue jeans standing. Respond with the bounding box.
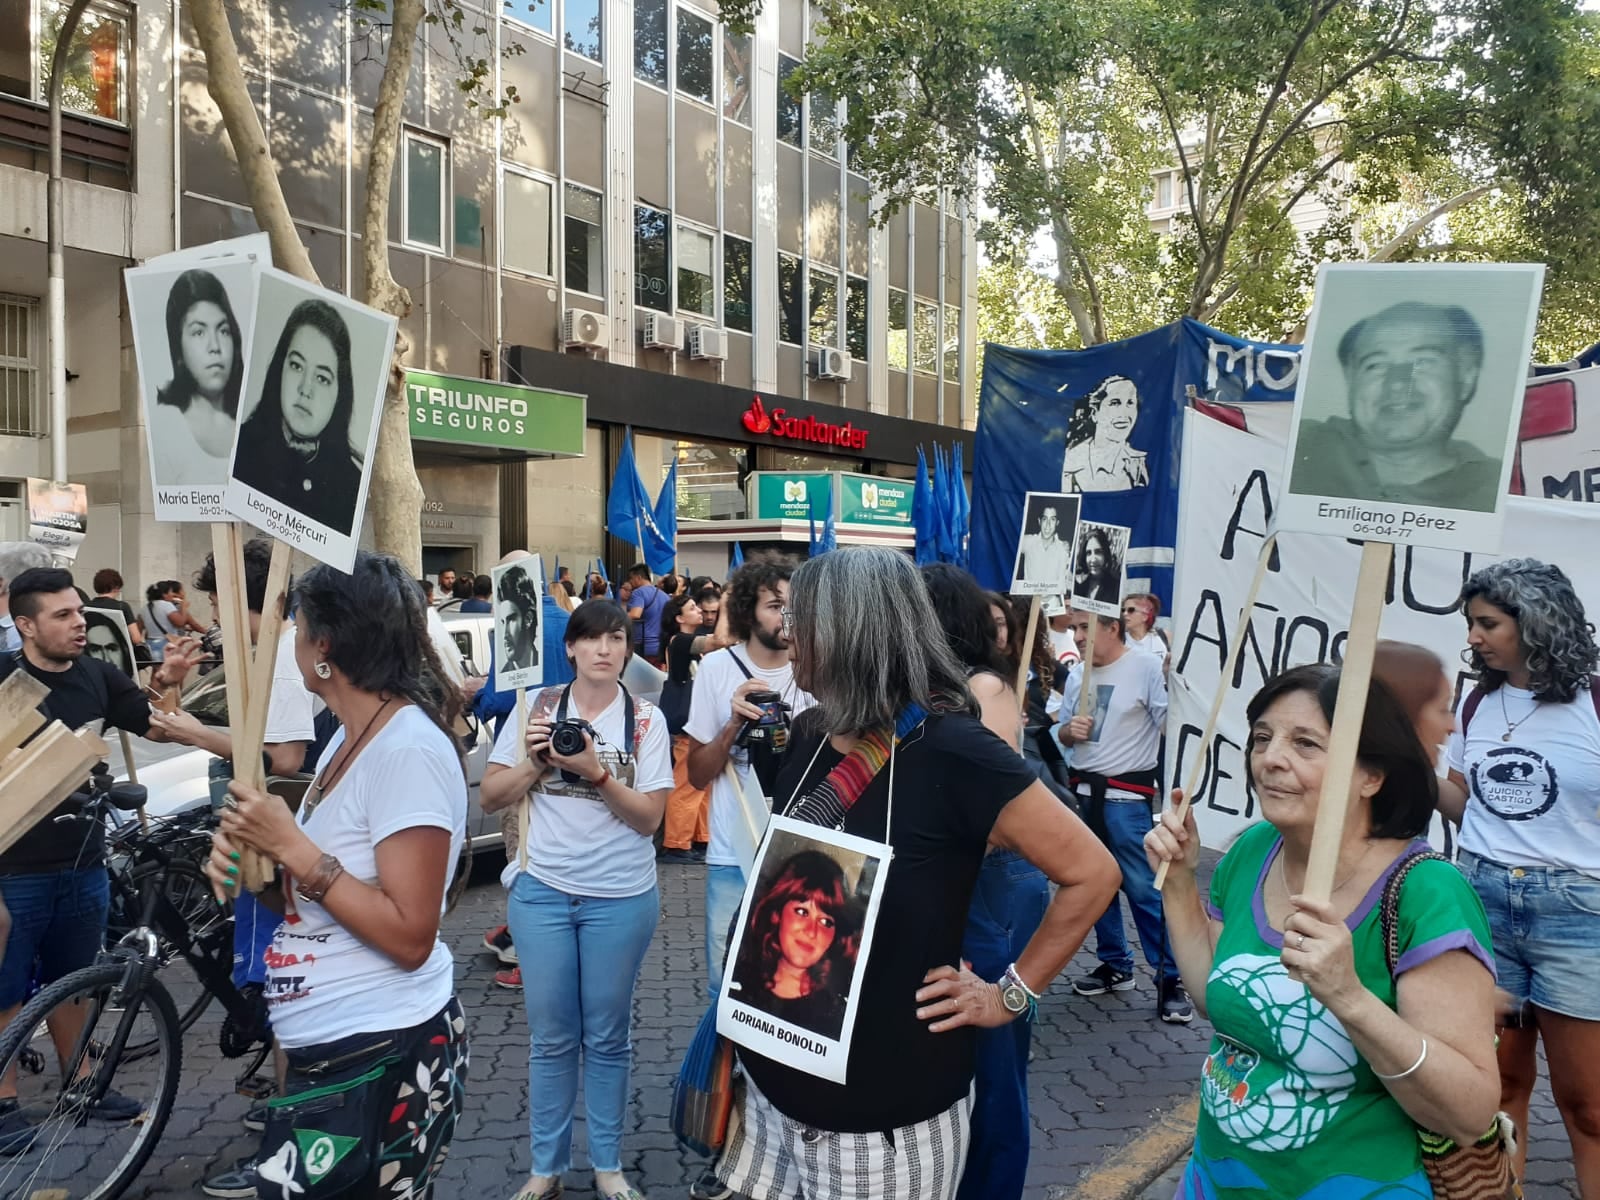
[922,566,1052,1200]
[481,600,675,1200]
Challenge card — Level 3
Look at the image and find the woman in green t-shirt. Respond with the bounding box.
[1146,663,1500,1198]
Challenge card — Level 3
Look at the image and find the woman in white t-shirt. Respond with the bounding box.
[1120,593,1169,660]
[481,599,674,1200]
[1442,558,1600,1190]
[203,553,470,1200]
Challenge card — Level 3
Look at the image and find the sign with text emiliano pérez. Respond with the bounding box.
[406,371,586,457]
[838,473,913,526]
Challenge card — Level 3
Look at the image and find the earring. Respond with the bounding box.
[314,662,332,680]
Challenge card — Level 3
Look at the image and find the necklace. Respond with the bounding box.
[301,697,396,822]
[1276,841,1372,901]
[1499,689,1539,743]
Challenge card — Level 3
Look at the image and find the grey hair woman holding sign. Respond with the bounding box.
[713,547,1118,1200]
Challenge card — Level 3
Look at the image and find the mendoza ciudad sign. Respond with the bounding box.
[407,370,586,457]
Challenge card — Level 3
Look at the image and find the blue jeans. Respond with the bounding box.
[705,864,746,995]
[0,868,110,1007]
[506,873,659,1175]
[1092,798,1177,981]
[958,851,1050,1200]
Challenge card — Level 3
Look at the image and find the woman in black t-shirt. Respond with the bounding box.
[658,594,723,860]
[713,548,1119,1200]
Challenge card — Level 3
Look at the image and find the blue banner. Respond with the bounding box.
[969,318,1302,609]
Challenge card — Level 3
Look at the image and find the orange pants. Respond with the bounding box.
[662,734,711,850]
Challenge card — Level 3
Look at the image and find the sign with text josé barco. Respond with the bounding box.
[406,370,587,458]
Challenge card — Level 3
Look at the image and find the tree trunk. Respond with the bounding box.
[1367,183,1497,262]
[1048,217,1101,347]
[360,0,427,575]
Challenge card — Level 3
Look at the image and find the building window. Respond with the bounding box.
[564,183,603,295]
[724,235,752,333]
[811,89,840,159]
[633,0,667,85]
[888,287,908,370]
[0,0,132,124]
[403,132,448,252]
[722,29,751,124]
[777,54,803,148]
[565,0,601,60]
[502,168,554,276]
[943,302,960,380]
[809,266,839,347]
[0,295,40,437]
[677,223,715,317]
[846,276,868,358]
[1156,171,1174,210]
[676,7,713,104]
[778,253,803,345]
[505,0,553,35]
[635,205,671,312]
[913,299,938,373]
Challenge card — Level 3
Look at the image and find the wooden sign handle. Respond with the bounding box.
[235,540,292,892]
[515,688,531,874]
[1155,534,1278,892]
[1302,539,1393,903]
[1015,596,1041,715]
[1075,638,1097,718]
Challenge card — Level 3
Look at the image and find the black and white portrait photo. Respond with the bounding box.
[1010,491,1081,597]
[126,253,258,521]
[1071,520,1129,619]
[718,816,889,1085]
[83,607,136,678]
[1279,263,1544,553]
[1060,374,1150,493]
[224,268,397,572]
[493,555,544,692]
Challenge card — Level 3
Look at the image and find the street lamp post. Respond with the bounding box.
[46,0,93,484]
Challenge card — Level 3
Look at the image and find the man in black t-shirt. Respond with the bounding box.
[0,568,199,1146]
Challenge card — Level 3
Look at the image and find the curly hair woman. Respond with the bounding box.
[1443,558,1600,1193]
[731,850,863,1040]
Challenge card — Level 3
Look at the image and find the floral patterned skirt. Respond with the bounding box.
[374,998,471,1198]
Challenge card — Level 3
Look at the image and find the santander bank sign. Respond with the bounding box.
[740,396,869,451]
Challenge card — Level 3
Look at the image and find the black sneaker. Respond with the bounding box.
[688,1169,732,1200]
[202,1156,259,1198]
[85,1087,145,1122]
[1158,978,1195,1024]
[1071,964,1136,996]
[243,1097,269,1132]
[0,1100,38,1157]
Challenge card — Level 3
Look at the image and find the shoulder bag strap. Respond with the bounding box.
[1380,850,1451,976]
[1459,685,1488,738]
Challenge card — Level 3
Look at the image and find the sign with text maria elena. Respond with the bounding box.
[969,319,1300,610]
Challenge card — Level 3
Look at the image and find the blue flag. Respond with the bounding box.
[933,445,958,563]
[730,542,745,572]
[652,456,678,572]
[952,442,971,567]
[606,427,675,575]
[808,487,836,556]
[913,446,936,565]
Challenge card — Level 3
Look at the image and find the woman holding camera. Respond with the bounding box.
[480,599,675,1200]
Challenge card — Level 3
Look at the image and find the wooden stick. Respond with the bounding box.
[723,760,763,850]
[515,689,531,873]
[1015,596,1041,714]
[119,729,149,835]
[1303,540,1392,903]
[0,671,50,761]
[1156,534,1278,892]
[1075,626,1098,717]
[234,540,292,892]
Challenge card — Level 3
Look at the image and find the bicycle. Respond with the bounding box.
[0,769,274,1200]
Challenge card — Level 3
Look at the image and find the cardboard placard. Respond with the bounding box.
[25,478,87,560]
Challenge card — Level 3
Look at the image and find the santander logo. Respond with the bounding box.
[740,395,869,451]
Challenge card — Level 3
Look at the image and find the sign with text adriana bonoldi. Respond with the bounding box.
[406,371,586,457]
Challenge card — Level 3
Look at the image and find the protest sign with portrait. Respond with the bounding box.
[83,606,137,679]
[1010,492,1081,597]
[492,555,544,692]
[1070,520,1129,619]
[717,816,889,1085]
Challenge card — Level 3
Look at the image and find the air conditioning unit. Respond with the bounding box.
[814,346,853,382]
[688,325,728,361]
[562,308,609,351]
[641,313,684,351]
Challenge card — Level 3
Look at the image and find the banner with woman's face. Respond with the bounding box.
[717,816,890,1084]
[223,268,398,571]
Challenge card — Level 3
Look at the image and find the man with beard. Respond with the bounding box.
[0,568,200,1150]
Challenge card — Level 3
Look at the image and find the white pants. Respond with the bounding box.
[716,1073,973,1200]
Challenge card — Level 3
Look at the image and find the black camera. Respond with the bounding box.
[549,719,595,758]
[736,691,792,753]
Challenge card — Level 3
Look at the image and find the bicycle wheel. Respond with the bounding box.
[116,860,229,1060]
[0,961,182,1200]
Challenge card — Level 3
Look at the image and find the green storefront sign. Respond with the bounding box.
[406,370,586,457]
[839,473,913,526]
[750,473,832,520]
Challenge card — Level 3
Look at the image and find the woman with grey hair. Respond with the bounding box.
[714,547,1119,1200]
[1443,557,1600,1191]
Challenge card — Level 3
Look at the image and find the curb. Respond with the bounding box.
[1045,1097,1196,1200]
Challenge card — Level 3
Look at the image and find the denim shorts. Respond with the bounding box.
[1458,850,1600,1021]
[0,867,111,1007]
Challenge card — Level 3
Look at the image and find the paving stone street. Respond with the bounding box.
[121,853,1578,1199]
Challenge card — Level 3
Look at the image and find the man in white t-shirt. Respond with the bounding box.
[1055,608,1191,1024]
[685,554,814,994]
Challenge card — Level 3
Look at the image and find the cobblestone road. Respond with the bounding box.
[119,854,1578,1199]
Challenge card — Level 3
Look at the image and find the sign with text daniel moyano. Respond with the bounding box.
[406,370,587,458]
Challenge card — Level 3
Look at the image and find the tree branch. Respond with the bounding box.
[1366,182,1498,261]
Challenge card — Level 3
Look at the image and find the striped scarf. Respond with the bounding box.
[785,704,927,830]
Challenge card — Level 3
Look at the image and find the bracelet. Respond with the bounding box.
[294,853,345,904]
[1004,963,1042,1002]
[1373,1037,1428,1081]
[589,768,611,789]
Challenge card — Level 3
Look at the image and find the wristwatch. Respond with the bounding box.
[999,977,1030,1016]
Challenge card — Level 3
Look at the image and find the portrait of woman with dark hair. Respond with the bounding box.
[232,298,364,535]
[1061,374,1148,493]
[731,849,865,1040]
[1073,525,1123,606]
[149,267,245,486]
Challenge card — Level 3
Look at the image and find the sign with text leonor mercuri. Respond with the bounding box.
[406,370,586,457]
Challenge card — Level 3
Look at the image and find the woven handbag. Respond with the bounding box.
[671,1002,736,1157]
[1381,852,1522,1200]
